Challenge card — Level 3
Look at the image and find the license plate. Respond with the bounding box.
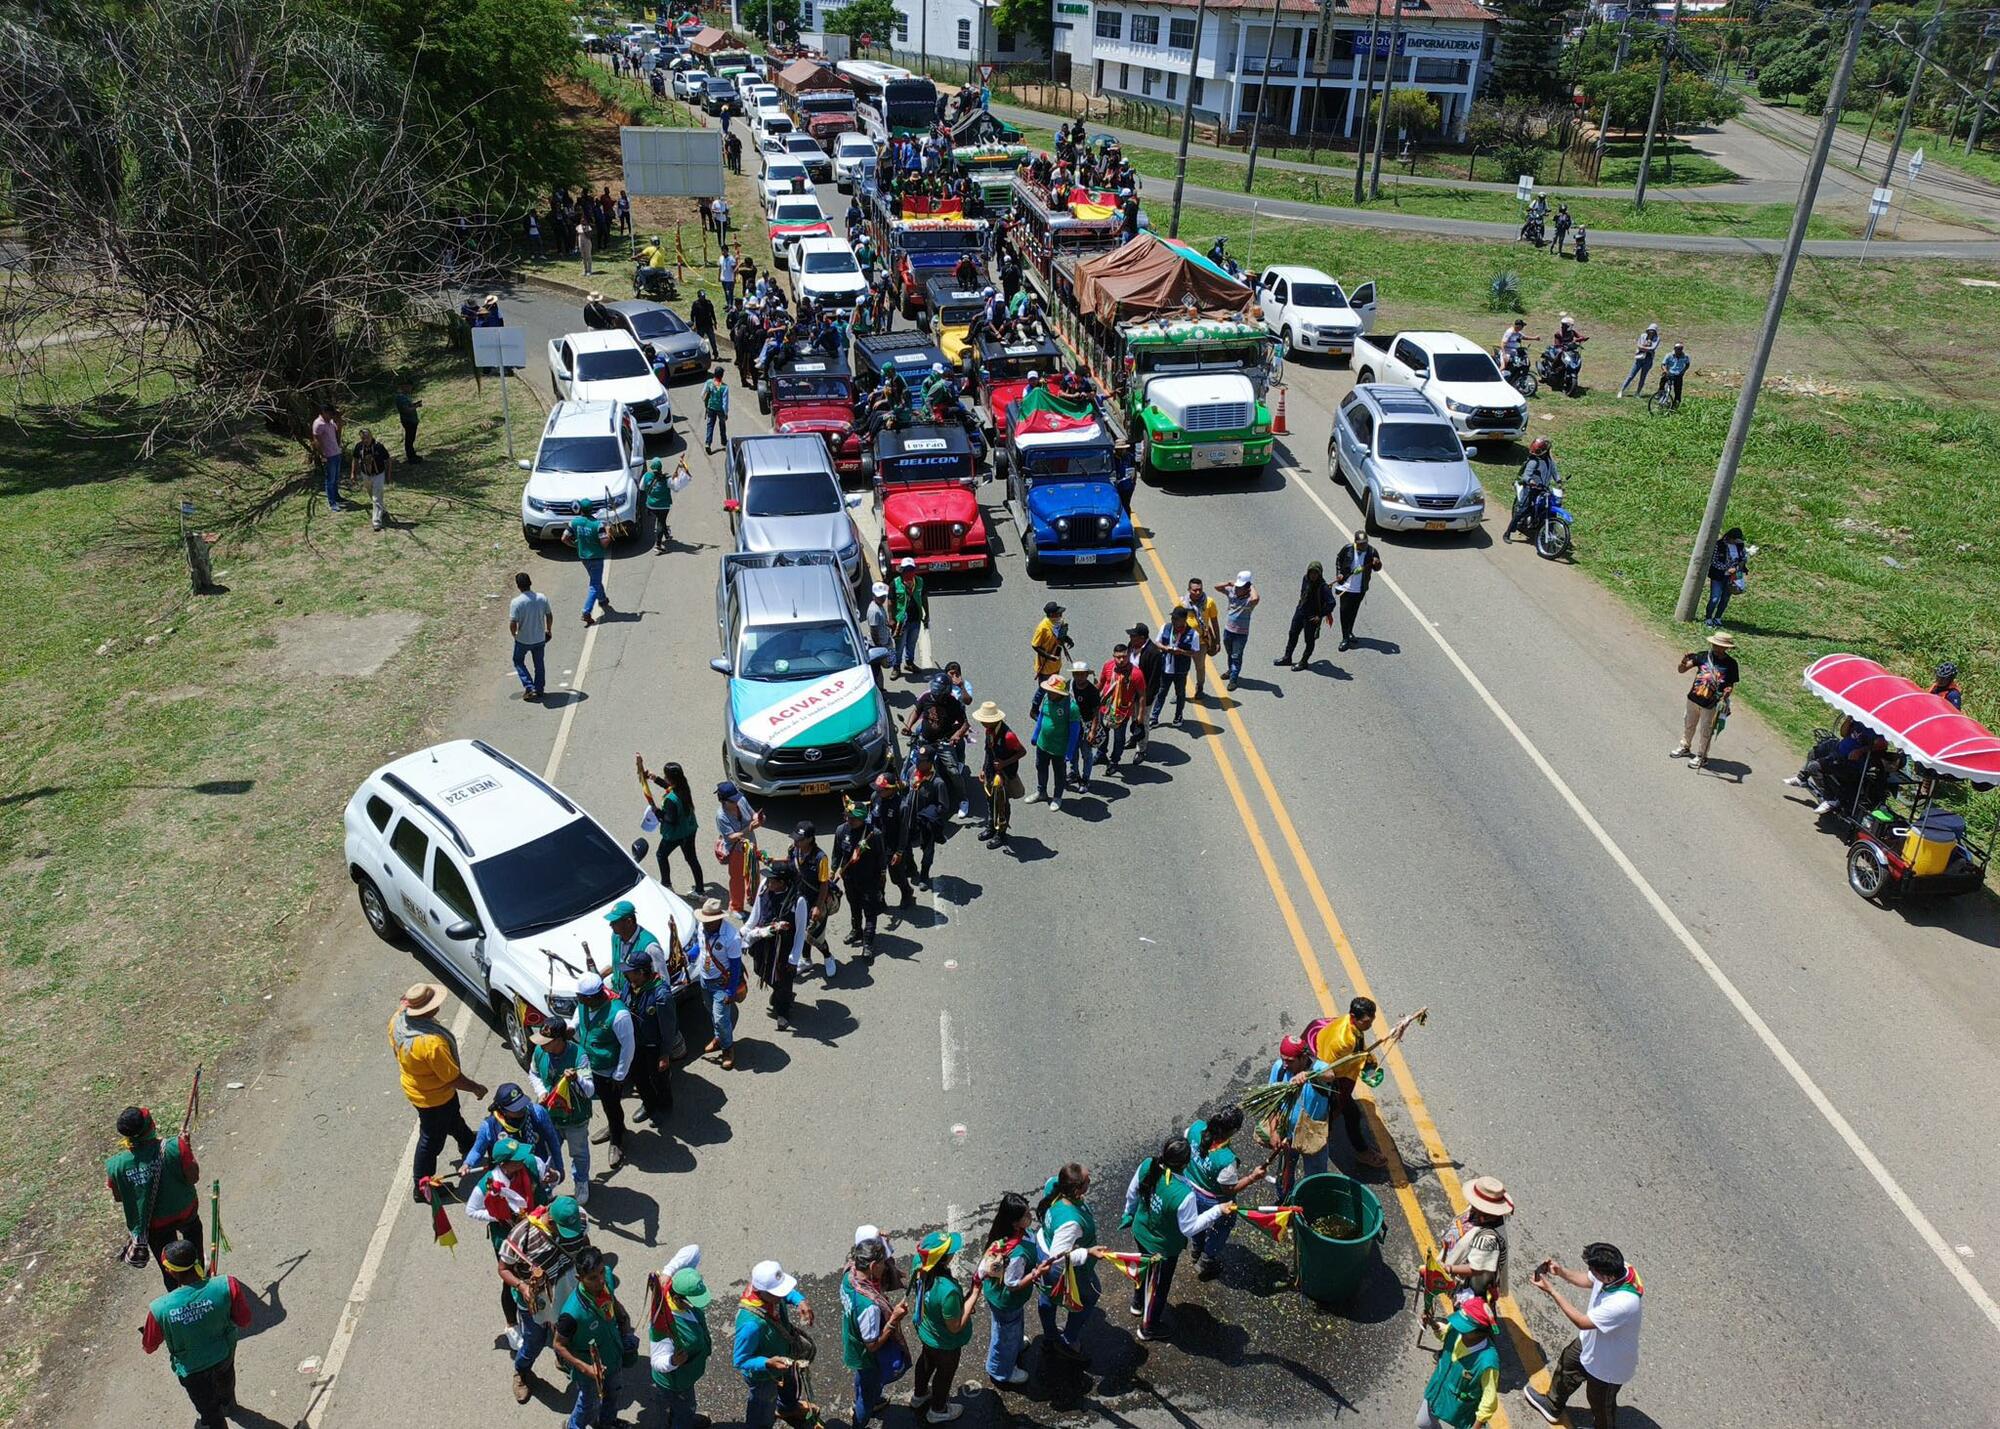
[1425,520,1449,531]
[799,781,833,796]
[1193,443,1244,469]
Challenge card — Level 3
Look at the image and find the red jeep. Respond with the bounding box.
[868,422,991,575]
[976,334,1062,443]
[758,353,864,480]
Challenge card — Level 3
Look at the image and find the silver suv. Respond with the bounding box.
[1329,384,1485,534]
[723,433,866,596]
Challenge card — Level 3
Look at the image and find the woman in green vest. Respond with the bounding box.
[1417,1299,1502,1426]
[140,1237,251,1428]
[107,1105,202,1290]
[910,1231,978,1423]
[1033,1163,1100,1363]
[1184,1107,1269,1282]
[530,1020,598,1207]
[840,1235,910,1424]
[555,1246,638,1429]
[640,757,705,891]
[977,1193,1044,1388]
[1121,1137,1235,1342]
[647,1245,713,1429]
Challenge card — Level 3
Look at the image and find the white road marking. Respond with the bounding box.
[946,1203,964,1239]
[939,1008,965,1091]
[1268,459,2000,1335]
[305,619,606,1424]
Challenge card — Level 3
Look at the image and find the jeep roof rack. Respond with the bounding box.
[381,772,477,858]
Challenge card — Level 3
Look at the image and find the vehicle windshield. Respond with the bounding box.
[772,202,823,225]
[897,230,979,253]
[802,249,859,274]
[577,348,652,381]
[706,80,733,93]
[767,163,808,185]
[1433,352,1503,383]
[801,95,852,114]
[774,373,853,403]
[786,136,822,153]
[1289,281,1348,309]
[882,452,973,484]
[474,817,640,937]
[934,299,982,324]
[1377,422,1464,462]
[625,308,687,340]
[838,136,873,154]
[745,470,839,516]
[738,619,863,680]
[1136,341,1263,375]
[1022,448,1115,479]
[535,435,624,474]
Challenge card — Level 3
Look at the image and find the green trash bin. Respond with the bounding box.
[1291,1172,1385,1306]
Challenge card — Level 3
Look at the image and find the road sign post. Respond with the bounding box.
[1861,187,1891,262]
[471,326,529,462]
[1516,174,1535,204]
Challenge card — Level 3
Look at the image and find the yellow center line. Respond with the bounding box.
[1129,526,1546,1406]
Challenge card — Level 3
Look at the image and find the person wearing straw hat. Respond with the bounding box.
[1440,1176,1514,1314]
[972,701,1025,848]
[140,1236,253,1429]
[910,1231,979,1422]
[390,982,486,1205]
[529,1020,597,1205]
[1671,631,1739,772]
[647,1244,713,1429]
[841,1235,911,1425]
[1417,1297,1502,1427]
[733,1259,816,1429]
[1029,674,1082,811]
[691,899,746,1070]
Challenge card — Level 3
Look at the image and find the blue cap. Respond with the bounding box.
[490,1082,529,1114]
[577,974,605,997]
[716,780,740,798]
[621,947,652,972]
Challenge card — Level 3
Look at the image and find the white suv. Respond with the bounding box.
[833,133,876,190]
[519,400,643,544]
[547,329,672,434]
[790,236,869,308]
[345,739,698,1066]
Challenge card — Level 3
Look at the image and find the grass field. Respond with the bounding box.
[0,334,529,1414]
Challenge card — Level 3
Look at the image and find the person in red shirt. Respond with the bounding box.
[1097,644,1148,771]
[141,1238,253,1428]
[973,702,1026,847]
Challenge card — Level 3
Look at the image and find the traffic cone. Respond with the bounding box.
[1272,384,1289,436]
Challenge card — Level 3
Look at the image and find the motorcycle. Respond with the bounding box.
[1519,214,1546,248]
[1536,339,1585,397]
[1510,476,1573,560]
[1500,347,1538,398]
[633,263,679,302]
[1572,228,1590,264]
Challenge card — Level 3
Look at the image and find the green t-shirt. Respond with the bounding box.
[570,515,607,560]
[107,1135,198,1234]
[916,1274,973,1351]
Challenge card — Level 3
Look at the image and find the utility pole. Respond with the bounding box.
[1966,36,1999,155]
[1352,0,1385,203]
[1367,0,1404,198]
[1866,0,1945,241]
[1612,7,1632,74]
[1246,1,1285,189]
[1633,0,1681,211]
[1673,0,1873,624]
[1167,0,1213,238]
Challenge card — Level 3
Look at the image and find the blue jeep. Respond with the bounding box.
[1003,405,1135,578]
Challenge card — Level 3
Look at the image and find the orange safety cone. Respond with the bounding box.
[1272,384,1289,436]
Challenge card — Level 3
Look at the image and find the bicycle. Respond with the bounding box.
[1647,383,1683,416]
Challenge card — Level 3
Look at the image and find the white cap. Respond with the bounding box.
[900,557,916,569]
[750,1260,797,1297]
[871,581,889,599]
[1236,569,1253,585]
[854,1223,881,1245]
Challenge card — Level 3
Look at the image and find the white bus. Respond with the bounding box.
[837,60,937,144]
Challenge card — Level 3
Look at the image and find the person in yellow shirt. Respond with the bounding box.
[1028,600,1072,718]
[390,982,488,1204]
[1184,578,1220,697]
[1305,996,1387,1168]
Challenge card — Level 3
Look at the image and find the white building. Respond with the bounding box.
[858,0,1047,69]
[1056,0,1499,142]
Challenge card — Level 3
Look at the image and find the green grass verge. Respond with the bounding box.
[0,335,528,1416]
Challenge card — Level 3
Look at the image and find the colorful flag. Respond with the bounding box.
[1093,1250,1155,1285]
[541,1069,576,1118]
[1419,1244,1455,1298]
[206,1178,230,1275]
[1240,1206,1300,1244]
[646,1272,673,1336]
[420,1177,457,1252]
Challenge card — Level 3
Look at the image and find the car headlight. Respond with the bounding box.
[1378,486,1410,505]
[1154,426,1182,443]
[951,522,966,536]
[733,727,773,757]
[526,495,547,512]
[1055,517,1070,534]
[906,524,921,540]
[1443,397,1473,413]
[1098,516,1113,534]
[1464,490,1485,507]
[548,994,577,1016]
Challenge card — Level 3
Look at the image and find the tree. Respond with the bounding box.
[1385,88,1443,138]
[1465,102,1511,178]
[0,0,496,452]
[824,0,896,42]
[991,0,1052,53]
[739,0,801,41]
[1489,0,1571,101]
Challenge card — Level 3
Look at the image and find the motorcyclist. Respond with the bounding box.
[1502,438,1559,544]
[1496,318,1532,374]
[1543,317,1587,384]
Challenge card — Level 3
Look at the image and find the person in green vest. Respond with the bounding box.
[638,757,707,895]
[1121,1136,1235,1342]
[1032,1164,1100,1363]
[978,1193,1051,1388]
[555,1246,638,1429]
[561,501,614,626]
[1183,1107,1270,1282]
[1029,675,1082,810]
[1417,1298,1502,1427]
[604,899,665,993]
[647,1244,713,1429]
[639,456,676,552]
[732,1259,816,1429]
[890,556,927,675]
[107,1105,202,1291]
[840,1234,911,1424]
[530,1020,598,1207]
[910,1231,978,1423]
[140,1237,252,1429]
[574,974,636,1171]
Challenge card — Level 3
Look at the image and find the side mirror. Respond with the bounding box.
[629,838,650,862]
[517,459,532,471]
[710,656,734,675]
[868,646,893,665]
[1464,445,1480,459]
[722,497,740,513]
[445,919,480,942]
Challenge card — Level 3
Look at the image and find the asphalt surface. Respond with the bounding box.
[56,178,2000,1429]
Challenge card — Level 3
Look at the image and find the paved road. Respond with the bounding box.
[992,101,2000,257]
[1737,95,2000,226]
[57,185,2000,1429]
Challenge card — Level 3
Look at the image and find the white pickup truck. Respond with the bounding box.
[1254,265,1376,361]
[1350,330,1528,442]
